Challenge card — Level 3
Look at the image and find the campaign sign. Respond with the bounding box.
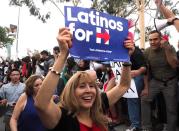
[110,62,138,98]
[64,6,129,62]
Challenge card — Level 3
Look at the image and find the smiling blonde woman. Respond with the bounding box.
[35,27,134,131]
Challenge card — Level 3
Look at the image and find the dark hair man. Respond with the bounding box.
[0,69,25,131]
[141,30,178,131]
[40,50,54,76]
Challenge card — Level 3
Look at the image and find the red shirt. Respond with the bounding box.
[79,122,106,131]
[103,72,115,91]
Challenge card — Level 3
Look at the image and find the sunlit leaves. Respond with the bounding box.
[0,26,14,48]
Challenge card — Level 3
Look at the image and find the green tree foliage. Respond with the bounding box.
[91,0,135,17]
[0,26,14,48]
[9,0,50,23]
[9,0,179,42]
[9,0,179,22]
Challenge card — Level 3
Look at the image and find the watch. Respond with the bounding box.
[49,67,61,76]
[167,18,179,25]
[122,61,132,67]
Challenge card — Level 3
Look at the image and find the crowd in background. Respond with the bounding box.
[0,0,179,131]
[0,33,179,131]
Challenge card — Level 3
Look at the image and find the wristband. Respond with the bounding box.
[167,18,179,25]
[49,67,61,76]
[122,61,132,67]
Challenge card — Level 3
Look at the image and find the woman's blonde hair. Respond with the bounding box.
[60,71,108,130]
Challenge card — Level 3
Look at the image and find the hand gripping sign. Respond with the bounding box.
[110,62,138,98]
[64,6,129,62]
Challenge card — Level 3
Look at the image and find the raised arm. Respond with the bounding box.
[155,0,175,18]
[35,27,72,129]
[168,17,179,32]
[106,36,134,106]
[162,42,178,69]
[155,0,179,32]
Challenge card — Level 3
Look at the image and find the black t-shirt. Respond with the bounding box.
[130,46,146,70]
[176,50,179,59]
[176,50,179,78]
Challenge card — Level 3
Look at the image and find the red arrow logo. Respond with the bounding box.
[96,31,110,44]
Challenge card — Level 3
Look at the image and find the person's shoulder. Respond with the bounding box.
[48,57,55,63]
[132,46,143,55]
[19,82,25,86]
[60,107,67,114]
[60,107,73,116]
[144,47,150,52]
[143,47,151,54]
[177,50,179,55]
[18,93,27,101]
[0,84,5,90]
[16,93,27,110]
[134,46,140,50]
[18,82,26,89]
[1,83,11,88]
[19,82,25,85]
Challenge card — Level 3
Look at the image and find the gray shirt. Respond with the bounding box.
[0,82,25,115]
[144,46,177,80]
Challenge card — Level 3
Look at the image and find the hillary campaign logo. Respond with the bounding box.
[64,6,129,62]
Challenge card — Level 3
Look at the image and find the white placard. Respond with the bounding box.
[110,62,138,98]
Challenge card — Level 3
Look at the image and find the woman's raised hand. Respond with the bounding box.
[56,27,73,54]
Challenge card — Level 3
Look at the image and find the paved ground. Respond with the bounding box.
[112,124,128,131]
[0,116,178,131]
[0,116,5,131]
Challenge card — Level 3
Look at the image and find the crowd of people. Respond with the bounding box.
[0,0,179,131]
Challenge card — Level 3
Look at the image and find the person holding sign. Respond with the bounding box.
[154,0,179,32]
[34,27,134,131]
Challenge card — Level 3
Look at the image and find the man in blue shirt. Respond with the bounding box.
[0,69,25,131]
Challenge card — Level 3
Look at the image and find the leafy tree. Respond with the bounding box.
[8,0,138,20]
[9,0,50,23]
[9,0,179,22]
[9,0,179,43]
[91,0,135,17]
[0,26,14,48]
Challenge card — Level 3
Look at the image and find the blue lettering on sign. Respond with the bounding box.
[64,6,129,62]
